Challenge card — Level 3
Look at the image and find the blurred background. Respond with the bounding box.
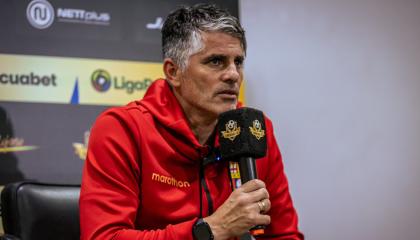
[1,0,419,239]
[242,0,420,239]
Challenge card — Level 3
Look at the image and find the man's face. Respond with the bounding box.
[175,32,245,119]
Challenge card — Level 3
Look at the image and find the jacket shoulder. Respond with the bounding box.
[96,101,150,122]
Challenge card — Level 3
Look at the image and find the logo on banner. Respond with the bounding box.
[56,8,111,26]
[91,69,111,92]
[90,69,153,94]
[0,135,38,153]
[26,0,111,29]
[73,131,89,160]
[146,17,163,30]
[26,0,55,29]
[0,72,57,87]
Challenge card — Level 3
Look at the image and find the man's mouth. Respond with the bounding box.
[217,89,239,98]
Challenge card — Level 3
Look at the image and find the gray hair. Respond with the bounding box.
[161,4,246,70]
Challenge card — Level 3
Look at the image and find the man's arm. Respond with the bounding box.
[79,109,196,240]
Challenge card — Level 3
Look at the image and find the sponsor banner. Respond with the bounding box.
[0,53,163,105]
[1,0,238,62]
[0,53,246,105]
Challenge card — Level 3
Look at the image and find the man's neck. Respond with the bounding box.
[174,92,217,145]
[189,115,217,146]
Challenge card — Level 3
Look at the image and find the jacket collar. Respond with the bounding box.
[138,79,210,162]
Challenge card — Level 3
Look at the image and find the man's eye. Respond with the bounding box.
[209,58,222,66]
[235,58,244,67]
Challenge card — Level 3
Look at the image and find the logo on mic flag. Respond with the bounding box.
[221,120,241,141]
[249,119,265,140]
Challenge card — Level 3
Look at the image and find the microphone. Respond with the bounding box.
[217,107,267,236]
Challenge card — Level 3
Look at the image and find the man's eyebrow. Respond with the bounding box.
[204,54,226,59]
[235,55,245,61]
[203,54,245,61]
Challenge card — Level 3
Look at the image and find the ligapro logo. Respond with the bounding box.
[90,69,153,94]
[26,0,55,29]
[91,69,111,92]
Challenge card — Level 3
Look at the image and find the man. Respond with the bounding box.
[80,4,303,240]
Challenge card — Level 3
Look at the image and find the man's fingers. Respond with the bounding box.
[255,213,271,226]
[247,187,270,203]
[240,179,266,193]
[255,198,271,214]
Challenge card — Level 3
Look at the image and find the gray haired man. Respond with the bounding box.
[80,4,303,240]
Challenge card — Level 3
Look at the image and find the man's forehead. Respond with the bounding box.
[196,32,245,57]
[201,31,242,45]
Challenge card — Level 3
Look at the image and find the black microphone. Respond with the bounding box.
[217,107,267,235]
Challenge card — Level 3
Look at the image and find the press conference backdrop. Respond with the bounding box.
[0,0,240,186]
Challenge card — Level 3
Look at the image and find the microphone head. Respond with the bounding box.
[217,107,267,160]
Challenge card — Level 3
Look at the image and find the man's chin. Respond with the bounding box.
[215,104,237,115]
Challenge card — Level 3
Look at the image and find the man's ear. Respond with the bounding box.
[163,58,181,87]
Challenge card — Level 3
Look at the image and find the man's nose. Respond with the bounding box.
[221,62,240,83]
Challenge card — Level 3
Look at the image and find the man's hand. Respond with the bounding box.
[203,179,271,240]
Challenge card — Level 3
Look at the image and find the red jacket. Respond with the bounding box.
[80,79,303,239]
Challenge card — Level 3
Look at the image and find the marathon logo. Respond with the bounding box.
[151,173,191,188]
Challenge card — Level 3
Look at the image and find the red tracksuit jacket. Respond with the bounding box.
[80,79,303,239]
